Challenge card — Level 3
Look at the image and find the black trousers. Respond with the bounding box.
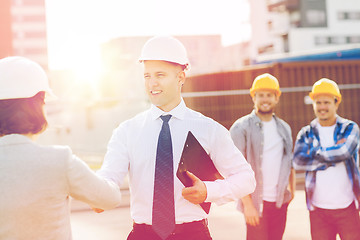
[246,201,289,240]
[127,219,212,240]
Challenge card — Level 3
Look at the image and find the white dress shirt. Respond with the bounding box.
[97,99,255,224]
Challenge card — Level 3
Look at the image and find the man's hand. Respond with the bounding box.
[241,195,260,226]
[337,138,346,145]
[288,168,296,204]
[243,203,260,226]
[181,171,207,204]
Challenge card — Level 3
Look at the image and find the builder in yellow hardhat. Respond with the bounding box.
[96,36,256,240]
[308,78,342,126]
[230,73,295,240]
[293,78,360,239]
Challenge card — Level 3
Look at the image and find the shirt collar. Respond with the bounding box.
[149,98,187,121]
[0,134,33,146]
[250,109,276,123]
[311,114,342,128]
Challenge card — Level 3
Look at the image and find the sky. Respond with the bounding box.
[45,0,251,70]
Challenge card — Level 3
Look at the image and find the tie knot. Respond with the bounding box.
[160,115,172,123]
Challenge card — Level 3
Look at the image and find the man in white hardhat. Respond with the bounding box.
[97,36,256,240]
[0,56,121,239]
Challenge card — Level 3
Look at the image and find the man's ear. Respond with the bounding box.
[251,93,256,104]
[274,94,280,104]
[335,101,340,109]
[335,98,340,108]
[178,71,186,86]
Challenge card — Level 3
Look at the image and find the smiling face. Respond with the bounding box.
[252,90,279,116]
[143,60,185,112]
[313,94,339,126]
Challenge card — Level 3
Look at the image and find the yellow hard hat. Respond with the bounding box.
[250,73,281,97]
[309,78,342,103]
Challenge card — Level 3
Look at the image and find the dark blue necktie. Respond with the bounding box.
[152,115,175,240]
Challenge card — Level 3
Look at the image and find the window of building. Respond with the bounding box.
[338,11,360,20]
[305,10,326,27]
[347,36,360,43]
[290,11,301,27]
[282,34,289,52]
[14,0,23,5]
[330,36,346,44]
[315,36,330,45]
[349,12,360,20]
[300,0,327,28]
[315,35,360,45]
[14,31,25,39]
[14,0,45,5]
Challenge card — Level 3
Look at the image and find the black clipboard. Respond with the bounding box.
[176,131,224,214]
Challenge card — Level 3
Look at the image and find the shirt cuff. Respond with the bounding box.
[204,181,220,203]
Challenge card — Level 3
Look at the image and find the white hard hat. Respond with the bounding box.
[0,56,56,100]
[139,36,190,70]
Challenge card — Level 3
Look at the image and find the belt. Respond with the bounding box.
[133,219,208,234]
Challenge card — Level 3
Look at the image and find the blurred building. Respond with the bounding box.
[0,0,48,69]
[249,0,360,61]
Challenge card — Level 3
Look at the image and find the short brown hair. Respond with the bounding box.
[0,92,47,136]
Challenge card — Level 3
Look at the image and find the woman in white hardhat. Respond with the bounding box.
[0,56,121,239]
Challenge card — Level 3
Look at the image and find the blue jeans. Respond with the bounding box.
[246,201,289,240]
[310,201,360,240]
